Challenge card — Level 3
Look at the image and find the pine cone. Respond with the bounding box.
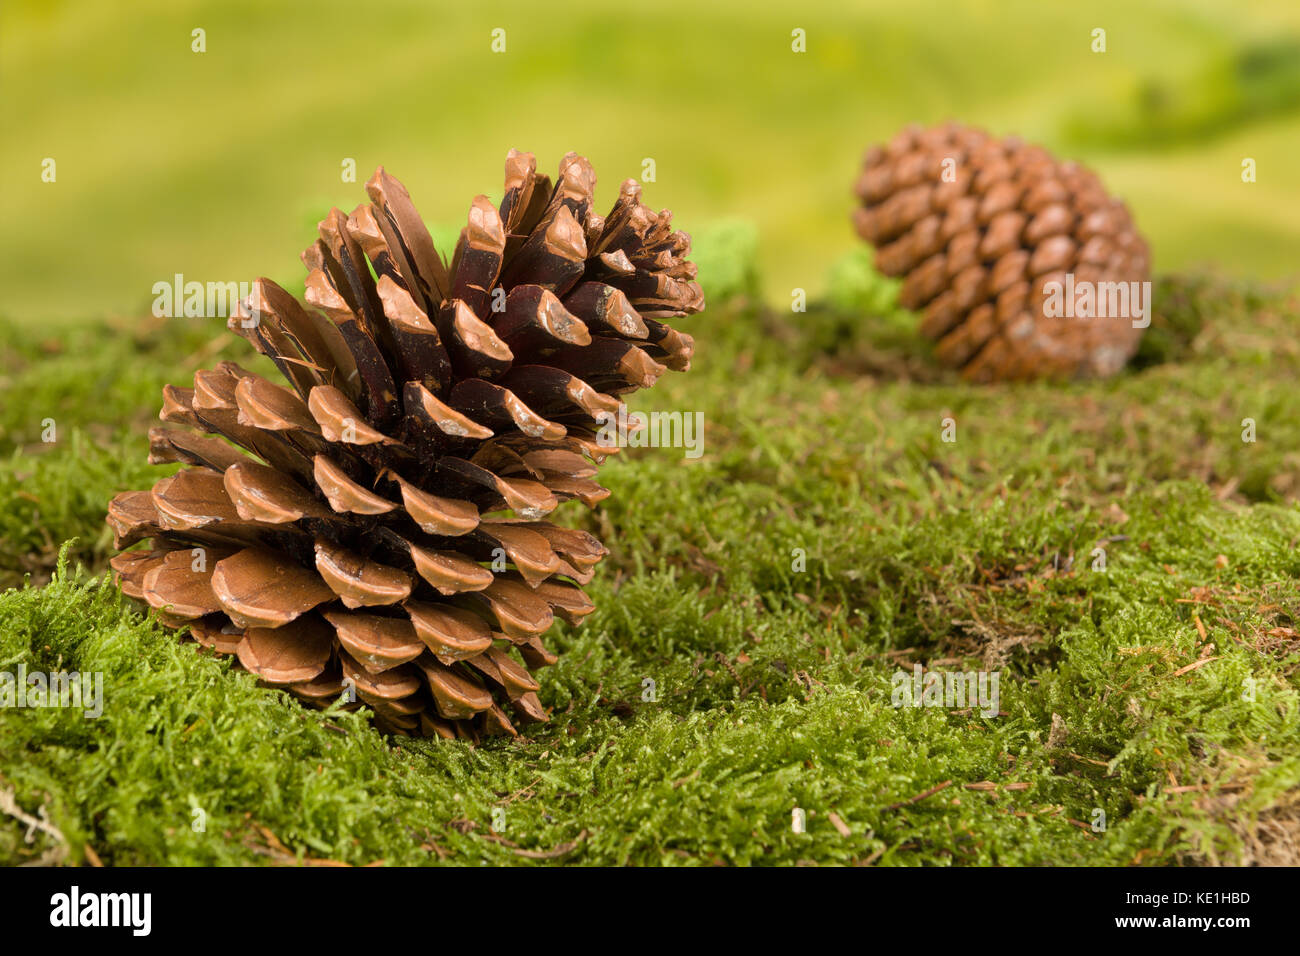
[854,122,1150,381]
[107,151,703,739]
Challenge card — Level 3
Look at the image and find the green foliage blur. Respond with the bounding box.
[2,0,1298,327]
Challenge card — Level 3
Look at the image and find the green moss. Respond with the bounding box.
[1,257,1298,865]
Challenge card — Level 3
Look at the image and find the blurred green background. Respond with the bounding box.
[2,0,1298,326]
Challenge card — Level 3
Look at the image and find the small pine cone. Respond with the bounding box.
[854,122,1150,381]
[108,151,704,740]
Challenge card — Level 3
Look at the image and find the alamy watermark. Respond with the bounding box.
[50,886,150,936]
[152,273,259,324]
[0,664,103,718]
[891,664,1000,718]
[595,404,704,459]
[1041,274,1151,329]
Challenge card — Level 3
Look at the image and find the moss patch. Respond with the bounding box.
[0,262,1297,866]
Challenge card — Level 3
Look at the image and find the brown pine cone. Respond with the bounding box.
[854,122,1150,381]
[107,151,704,739]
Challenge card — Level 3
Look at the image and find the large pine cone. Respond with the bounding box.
[108,151,703,739]
[854,122,1150,381]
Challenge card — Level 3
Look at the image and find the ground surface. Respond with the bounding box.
[1,254,1297,866]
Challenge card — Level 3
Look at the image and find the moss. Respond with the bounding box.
[0,245,1298,865]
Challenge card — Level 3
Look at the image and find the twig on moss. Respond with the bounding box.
[0,786,68,864]
[885,780,953,812]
